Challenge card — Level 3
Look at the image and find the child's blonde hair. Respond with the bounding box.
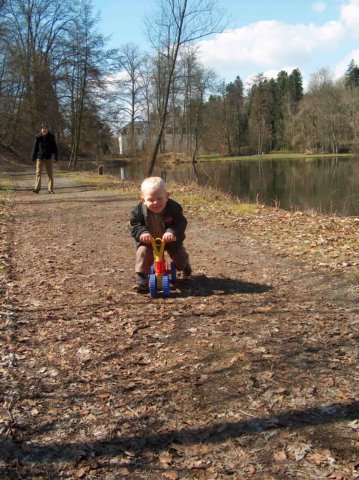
[141,176,166,194]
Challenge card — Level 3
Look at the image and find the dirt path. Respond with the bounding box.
[1,160,358,479]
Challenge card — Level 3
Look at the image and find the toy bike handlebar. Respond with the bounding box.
[152,235,176,246]
[153,237,163,247]
[150,236,176,261]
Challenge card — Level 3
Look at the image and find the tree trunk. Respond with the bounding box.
[147,1,187,176]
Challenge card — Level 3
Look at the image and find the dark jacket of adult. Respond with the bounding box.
[32,132,58,162]
[130,199,187,249]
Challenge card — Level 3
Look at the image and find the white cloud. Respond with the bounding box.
[198,20,345,81]
[312,1,327,13]
[340,0,359,34]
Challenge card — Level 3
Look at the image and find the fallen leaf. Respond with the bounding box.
[307,450,335,466]
[273,450,287,461]
[96,392,111,399]
[162,471,179,480]
[245,464,257,475]
[326,473,348,480]
[118,467,130,475]
[255,306,273,312]
[287,442,312,461]
[159,454,172,465]
[75,467,90,478]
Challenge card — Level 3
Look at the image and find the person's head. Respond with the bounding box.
[40,123,49,135]
[140,176,169,213]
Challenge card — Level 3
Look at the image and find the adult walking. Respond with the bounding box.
[31,122,58,194]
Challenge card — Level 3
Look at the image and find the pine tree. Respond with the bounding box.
[289,68,304,103]
[345,59,359,88]
[226,76,246,155]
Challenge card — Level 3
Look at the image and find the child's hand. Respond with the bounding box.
[162,232,175,243]
[140,233,151,244]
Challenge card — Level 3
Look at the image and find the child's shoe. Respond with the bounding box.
[133,272,148,293]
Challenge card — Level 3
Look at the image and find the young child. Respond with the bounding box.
[130,176,191,292]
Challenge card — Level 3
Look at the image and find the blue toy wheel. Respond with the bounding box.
[170,262,177,283]
[149,274,157,298]
[162,275,170,297]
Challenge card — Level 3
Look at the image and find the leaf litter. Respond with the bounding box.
[0,158,358,479]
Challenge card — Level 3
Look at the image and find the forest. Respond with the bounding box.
[1,0,359,169]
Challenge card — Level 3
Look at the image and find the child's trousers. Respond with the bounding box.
[135,243,189,274]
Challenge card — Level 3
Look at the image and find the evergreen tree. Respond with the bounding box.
[289,68,304,103]
[226,76,246,155]
[345,59,359,88]
[273,70,290,150]
[272,69,304,150]
[247,74,276,153]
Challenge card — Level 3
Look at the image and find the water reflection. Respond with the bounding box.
[95,156,359,217]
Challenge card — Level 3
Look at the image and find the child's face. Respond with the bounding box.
[141,186,168,213]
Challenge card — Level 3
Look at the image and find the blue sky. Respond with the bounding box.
[92,0,359,89]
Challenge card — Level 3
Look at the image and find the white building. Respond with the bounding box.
[118,121,147,155]
[118,121,186,156]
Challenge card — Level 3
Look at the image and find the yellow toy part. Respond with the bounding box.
[150,237,166,262]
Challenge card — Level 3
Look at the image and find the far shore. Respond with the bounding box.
[105,151,357,164]
[198,152,357,162]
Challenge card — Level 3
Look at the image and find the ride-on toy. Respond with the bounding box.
[148,237,177,298]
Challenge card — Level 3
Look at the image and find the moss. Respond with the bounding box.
[0,176,13,203]
[57,171,139,195]
[0,176,12,283]
[0,176,12,191]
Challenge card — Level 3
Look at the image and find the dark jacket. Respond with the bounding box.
[32,132,58,161]
[130,198,188,249]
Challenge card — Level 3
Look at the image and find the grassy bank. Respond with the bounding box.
[0,176,13,282]
[57,170,358,265]
[199,152,355,162]
[2,167,358,282]
[0,175,13,217]
[0,176,12,196]
[66,171,258,216]
[66,171,358,275]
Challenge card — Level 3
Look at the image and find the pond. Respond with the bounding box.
[101,156,359,217]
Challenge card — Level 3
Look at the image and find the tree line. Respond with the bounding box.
[1,0,359,171]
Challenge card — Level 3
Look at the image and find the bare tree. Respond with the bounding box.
[293,95,320,153]
[137,55,156,156]
[13,0,73,121]
[190,65,216,163]
[115,43,147,156]
[177,46,213,157]
[307,69,347,153]
[0,41,26,147]
[342,82,359,145]
[65,1,108,169]
[1,0,74,151]
[145,0,225,176]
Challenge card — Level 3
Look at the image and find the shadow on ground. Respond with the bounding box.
[1,400,357,465]
[185,274,272,297]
